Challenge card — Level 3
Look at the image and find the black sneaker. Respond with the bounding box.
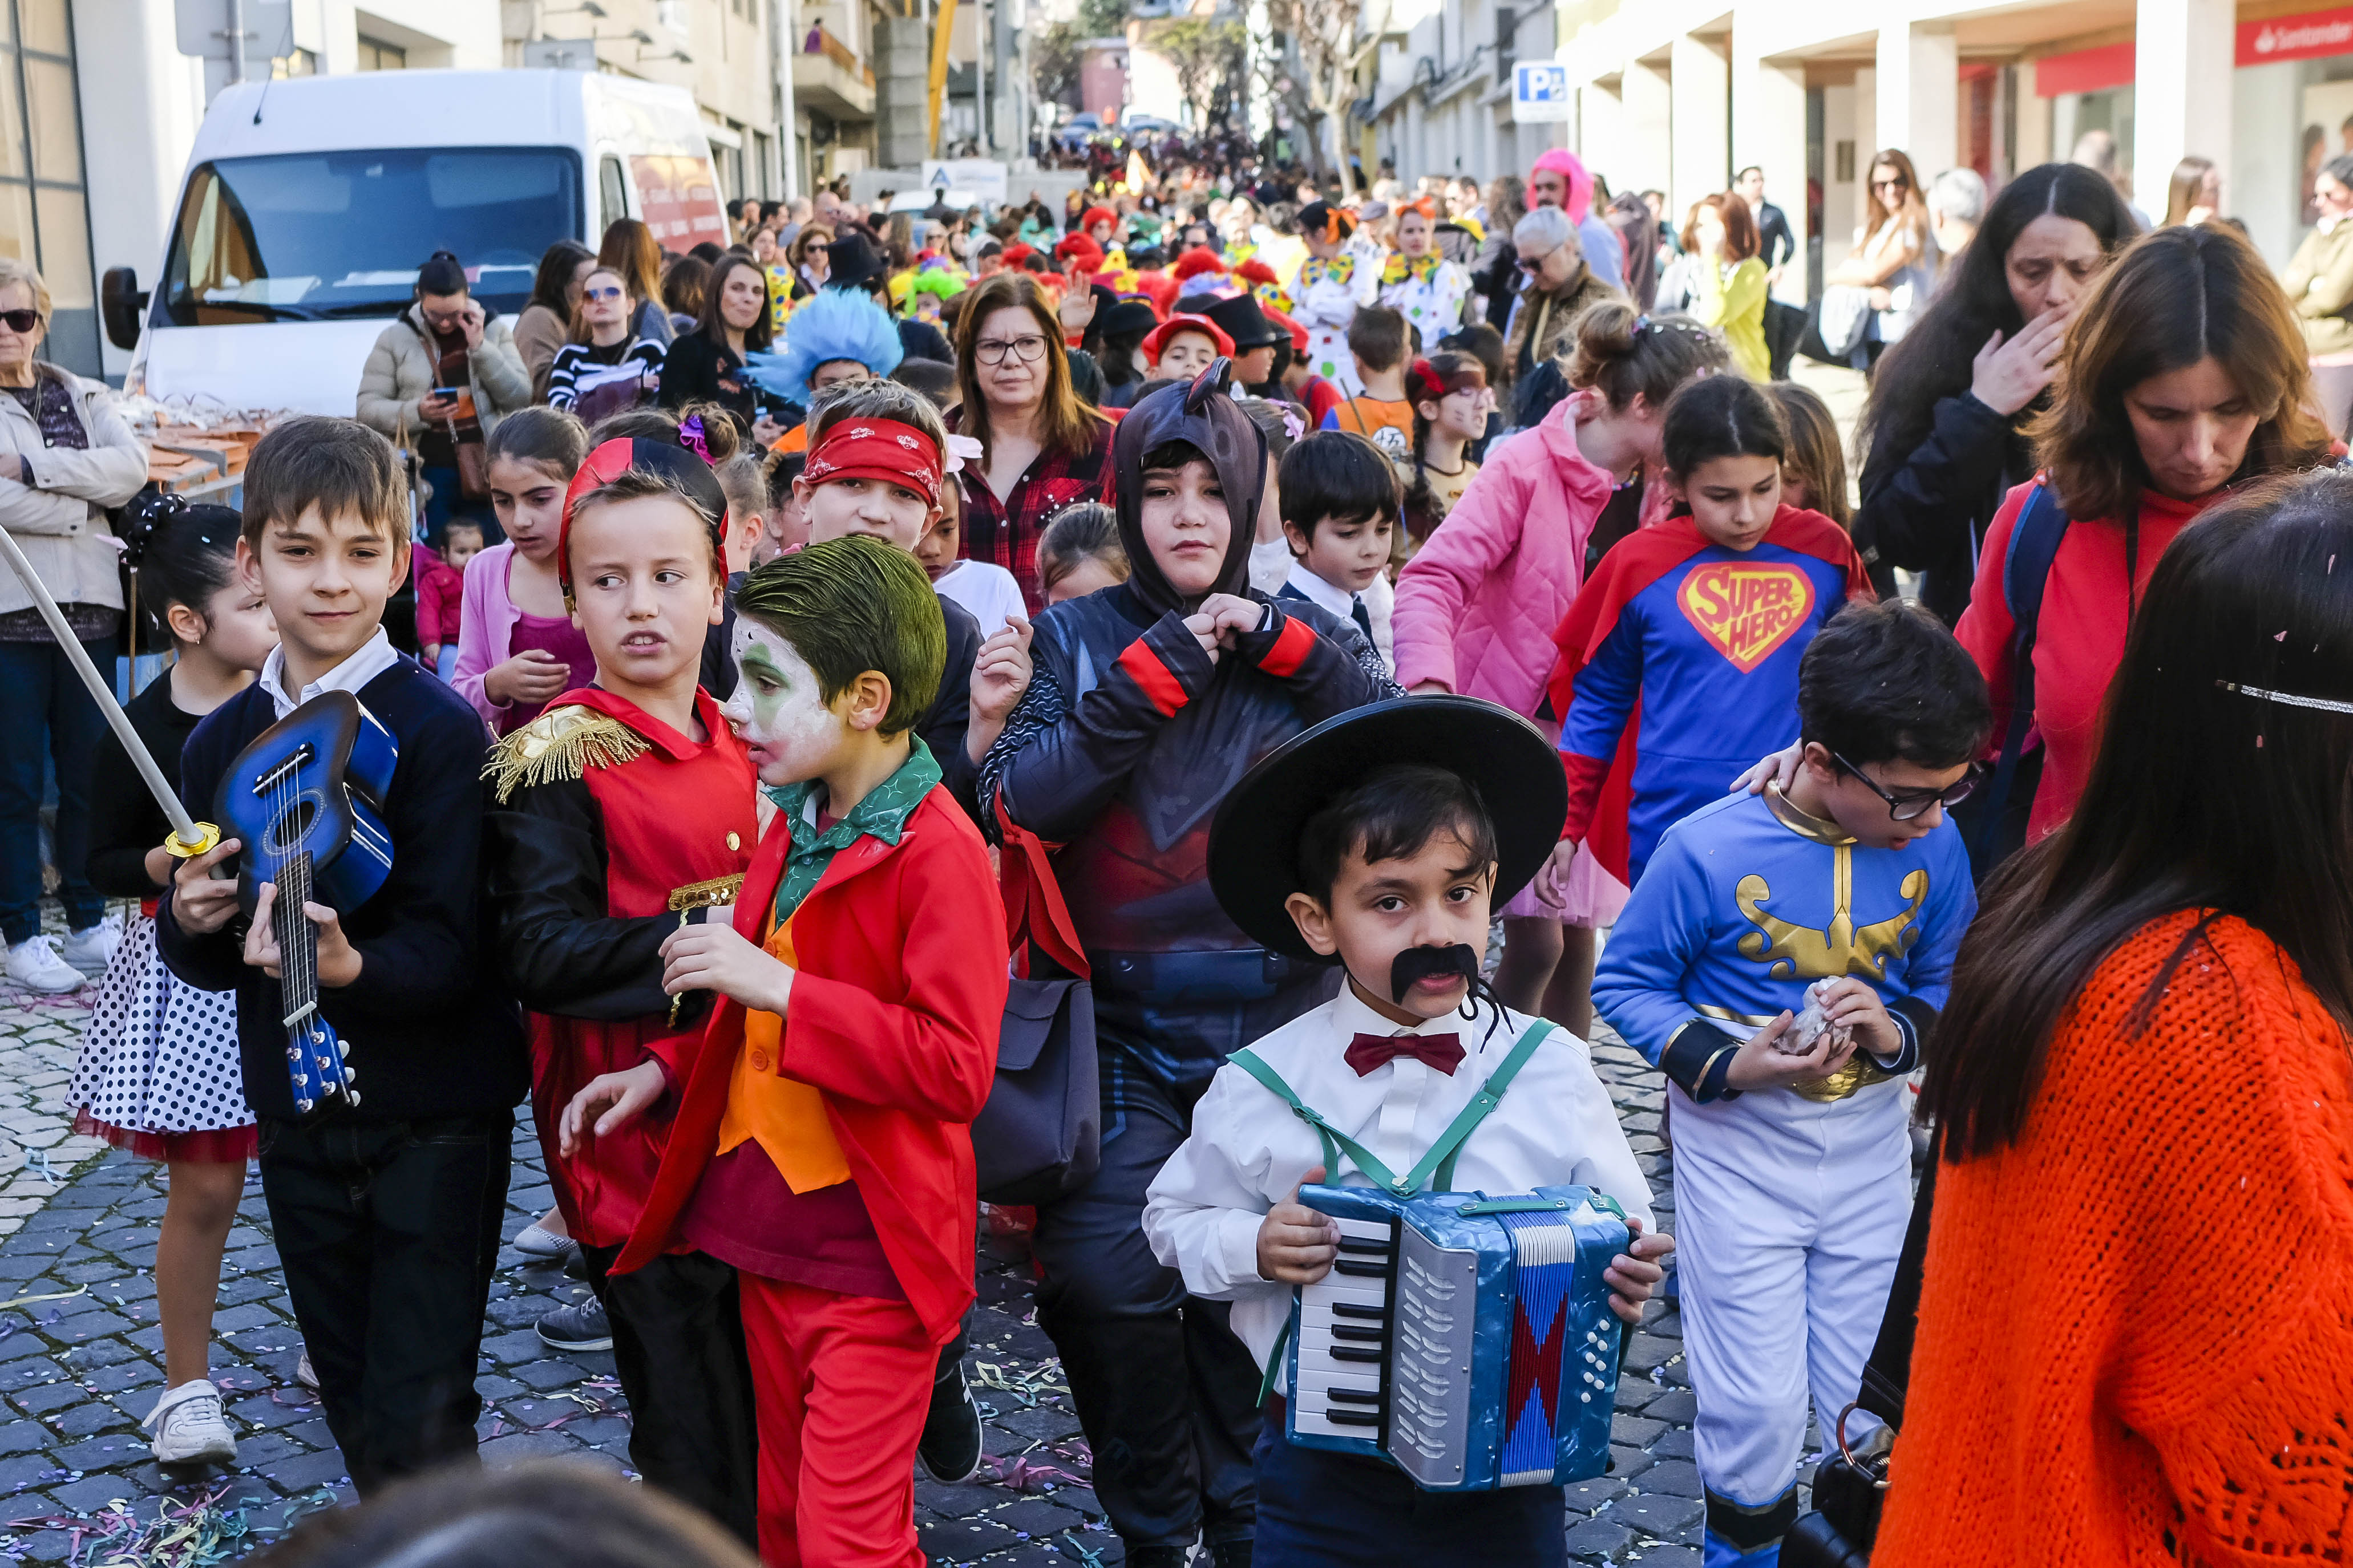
[1208,1538,1254,1568]
[535,1296,613,1352]
[915,1361,984,1484]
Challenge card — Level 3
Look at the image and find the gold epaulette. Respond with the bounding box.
[482,704,650,803]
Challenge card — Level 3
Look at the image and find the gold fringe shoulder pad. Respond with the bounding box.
[483,704,652,802]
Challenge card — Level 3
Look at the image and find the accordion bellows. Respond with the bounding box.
[1285,1184,1630,1490]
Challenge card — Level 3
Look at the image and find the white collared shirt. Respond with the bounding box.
[1143,986,1655,1391]
[257,627,402,721]
[1281,560,1360,622]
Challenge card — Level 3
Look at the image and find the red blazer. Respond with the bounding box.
[618,782,1009,1340]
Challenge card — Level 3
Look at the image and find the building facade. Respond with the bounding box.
[1563,0,2350,294]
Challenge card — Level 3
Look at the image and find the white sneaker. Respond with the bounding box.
[295,1350,318,1391]
[6,936,84,993]
[59,915,119,977]
[144,1380,237,1466]
[513,1222,579,1263]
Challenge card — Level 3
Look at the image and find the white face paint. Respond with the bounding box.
[723,618,843,785]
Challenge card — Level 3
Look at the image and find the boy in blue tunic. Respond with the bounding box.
[1591,599,1991,1568]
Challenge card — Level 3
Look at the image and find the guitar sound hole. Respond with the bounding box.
[266,796,323,857]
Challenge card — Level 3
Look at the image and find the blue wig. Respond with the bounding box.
[744,287,906,406]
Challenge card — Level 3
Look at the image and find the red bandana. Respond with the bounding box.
[802,418,944,504]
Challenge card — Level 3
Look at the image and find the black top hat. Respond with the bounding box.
[824,230,888,293]
[1208,696,1569,962]
[1202,290,1284,350]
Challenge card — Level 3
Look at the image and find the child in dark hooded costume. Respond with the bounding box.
[978,362,1401,1567]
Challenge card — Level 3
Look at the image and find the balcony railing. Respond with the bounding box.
[805,24,876,88]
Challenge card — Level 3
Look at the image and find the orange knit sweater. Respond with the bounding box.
[1878,911,2353,1565]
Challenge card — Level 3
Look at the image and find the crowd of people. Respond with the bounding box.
[0,124,2339,1568]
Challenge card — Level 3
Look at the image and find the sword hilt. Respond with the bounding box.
[165,821,222,858]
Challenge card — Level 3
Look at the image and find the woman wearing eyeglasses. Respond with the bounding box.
[1877,470,2353,1567]
[0,258,149,995]
[950,272,1114,614]
[1824,149,1937,370]
[1741,223,2330,877]
[1501,204,1623,431]
[543,267,664,418]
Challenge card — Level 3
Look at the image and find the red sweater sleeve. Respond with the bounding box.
[1954,481,2033,753]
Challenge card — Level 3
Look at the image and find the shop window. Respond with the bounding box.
[0,0,96,374]
[357,34,406,71]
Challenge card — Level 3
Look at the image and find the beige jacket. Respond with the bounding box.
[355,303,533,442]
[2282,221,2353,357]
[0,366,147,617]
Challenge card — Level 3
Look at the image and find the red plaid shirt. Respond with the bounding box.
[949,408,1115,614]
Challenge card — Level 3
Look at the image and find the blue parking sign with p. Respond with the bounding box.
[1518,62,1566,103]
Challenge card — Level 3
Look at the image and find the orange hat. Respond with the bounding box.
[1139,313,1236,366]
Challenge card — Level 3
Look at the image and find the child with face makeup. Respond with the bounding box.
[579,537,1008,1568]
[480,436,762,1547]
[1143,698,1669,1568]
[976,365,1401,1568]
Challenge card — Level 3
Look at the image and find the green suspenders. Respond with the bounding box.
[1233,1019,1559,1400]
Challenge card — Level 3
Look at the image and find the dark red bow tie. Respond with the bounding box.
[1345,1032,1465,1077]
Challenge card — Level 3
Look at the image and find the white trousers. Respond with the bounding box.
[1669,1079,1913,1510]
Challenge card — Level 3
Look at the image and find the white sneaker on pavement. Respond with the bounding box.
[59,916,119,977]
[513,1222,579,1263]
[145,1380,237,1466]
[296,1351,318,1391]
[6,936,84,993]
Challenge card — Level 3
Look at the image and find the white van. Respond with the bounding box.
[104,70,729,415]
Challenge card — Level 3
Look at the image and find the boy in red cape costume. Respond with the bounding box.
[592,528,1008,1568]
[483,433,761,1543]
[1545,383,1872,889]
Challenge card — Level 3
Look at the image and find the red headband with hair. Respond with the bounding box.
[803,417,944,504]
[557,436,732,602]
[1409,358,1485,403]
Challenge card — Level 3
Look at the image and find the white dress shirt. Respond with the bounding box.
[1143,984,1655,1392]
[257,627,402,720]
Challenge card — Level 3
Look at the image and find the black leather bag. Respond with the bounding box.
[972,803,1101,1205]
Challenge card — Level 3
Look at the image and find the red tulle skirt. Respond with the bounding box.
[73,1112,257,1165]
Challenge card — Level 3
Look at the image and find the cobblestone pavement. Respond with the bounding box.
[0,969,1746,1565]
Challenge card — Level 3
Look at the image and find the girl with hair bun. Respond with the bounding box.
[69,493,281,1472]
[1393,302,1729,1032]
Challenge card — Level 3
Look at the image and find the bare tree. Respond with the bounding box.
[1151,18,1247,130]
[1262,0,1376,196]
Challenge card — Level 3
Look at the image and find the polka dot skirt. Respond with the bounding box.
[70,915,252,1137]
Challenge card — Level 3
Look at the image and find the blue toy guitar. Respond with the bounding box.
[212,691,397,1115]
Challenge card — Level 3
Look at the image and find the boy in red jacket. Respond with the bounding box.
[569,533,1008,1568]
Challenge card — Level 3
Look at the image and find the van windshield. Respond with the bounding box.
[159,148,583,325]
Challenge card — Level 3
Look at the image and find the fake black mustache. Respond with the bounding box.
[1389,943,1480,1003]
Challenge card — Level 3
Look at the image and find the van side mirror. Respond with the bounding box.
[101,268,148,351]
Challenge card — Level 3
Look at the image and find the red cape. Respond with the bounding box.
[1545,507,1874,883]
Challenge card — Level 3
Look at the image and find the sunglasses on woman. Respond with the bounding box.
[583,285,624,302]
[0,310,39,334]
[1833,752,1986,821]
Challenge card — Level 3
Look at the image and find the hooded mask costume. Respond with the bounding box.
[985,359,1397,1082]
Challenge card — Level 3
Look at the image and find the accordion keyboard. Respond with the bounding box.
[1289,1215,1395,1437]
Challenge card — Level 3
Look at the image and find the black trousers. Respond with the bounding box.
[1032,1057,1262,1550]
[256,1109,511,1494]
[580,1243,759,1548]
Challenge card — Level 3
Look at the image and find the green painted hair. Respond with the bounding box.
[735,534,944,736]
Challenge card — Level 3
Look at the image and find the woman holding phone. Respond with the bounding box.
[355,249,533,542]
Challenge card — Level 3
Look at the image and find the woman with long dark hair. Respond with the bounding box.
[515,240,595,401]
[1877,471,2353,1563]
[659,253,781,442]
[1853,163,2138,622]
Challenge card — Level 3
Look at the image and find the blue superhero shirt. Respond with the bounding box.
[1591,785,1976,1109]
[1551,508,1870,888]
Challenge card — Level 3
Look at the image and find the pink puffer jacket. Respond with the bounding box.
[1393,395,1615,715]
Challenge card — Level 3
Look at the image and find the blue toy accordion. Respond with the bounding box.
[1283,1184,1628,1490]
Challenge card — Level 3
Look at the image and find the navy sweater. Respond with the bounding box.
[157,655,527,1123]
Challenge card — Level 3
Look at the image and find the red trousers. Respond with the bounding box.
[739,1275,941,1568]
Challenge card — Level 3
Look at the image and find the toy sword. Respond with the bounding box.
[0,520,220,860]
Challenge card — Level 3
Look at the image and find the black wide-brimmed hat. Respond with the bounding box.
[1202,290,1284,350]
[1208,696,1569,962]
